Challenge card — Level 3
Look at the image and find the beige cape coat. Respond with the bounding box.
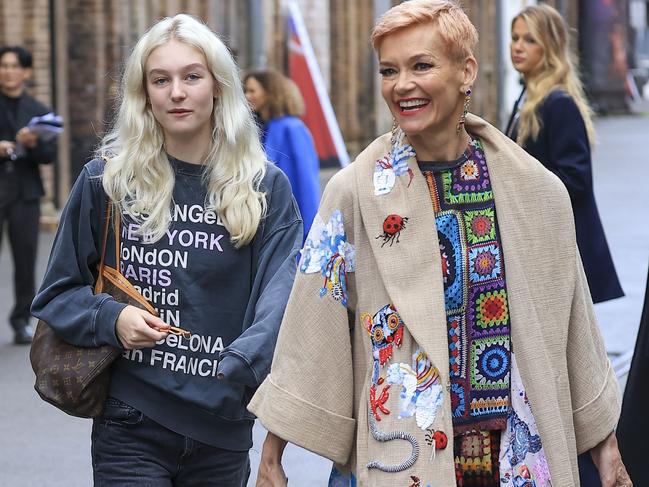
[249,114,620,486]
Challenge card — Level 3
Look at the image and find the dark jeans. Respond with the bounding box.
[0,181,40,330]
[578,452,602,487]
[92,397,250,487]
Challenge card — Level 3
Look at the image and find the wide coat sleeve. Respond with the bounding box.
[217,166,303,389]
[31,160,126,348]
[538,91,593,200]
[248,166,357,465]
[568,247,621,453]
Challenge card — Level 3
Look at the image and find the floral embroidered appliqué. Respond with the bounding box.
[300,210,355,307]
[499,353,552,486]
[386,349,444,430]
[373,127,416,195]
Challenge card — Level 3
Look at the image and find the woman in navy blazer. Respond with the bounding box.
[506,5,623,305]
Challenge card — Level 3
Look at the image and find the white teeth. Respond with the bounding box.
[399,99,428,109]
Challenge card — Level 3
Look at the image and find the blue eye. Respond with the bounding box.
[379,67,396,77]
[414,62,432,71]
[153,77,168,86]
[186,73,201,81]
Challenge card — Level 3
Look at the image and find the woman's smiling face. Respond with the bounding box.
[378,22,469,141]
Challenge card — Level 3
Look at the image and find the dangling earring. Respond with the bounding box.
[390,116,399,145]
[456,88,472,134]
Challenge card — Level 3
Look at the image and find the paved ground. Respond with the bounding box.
[0,115,647,486]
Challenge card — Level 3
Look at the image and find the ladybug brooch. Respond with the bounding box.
[376,214,409,247]
[425,428,448,461]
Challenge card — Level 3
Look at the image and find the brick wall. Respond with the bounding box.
[2,0,607,210]
[0,0,512,200]
[463,0,500,125]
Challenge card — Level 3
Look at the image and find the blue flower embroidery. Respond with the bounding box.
[509,409,543,466]
[300,210,355,307]
[390,128,416,179]
[373,127,416,195]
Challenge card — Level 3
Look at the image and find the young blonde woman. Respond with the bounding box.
[32,14,302,486]
[244,69,320,240]
[250,1,630,486]
[505,4,623,306]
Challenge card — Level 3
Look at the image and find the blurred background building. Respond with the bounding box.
[0,0,642,216]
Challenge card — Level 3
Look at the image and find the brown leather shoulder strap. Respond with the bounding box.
[113,205,121,271]
[95,199,112,293]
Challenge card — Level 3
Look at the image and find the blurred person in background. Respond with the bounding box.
[617,265,649,485]
[244,69,320,240]
[0,45,57,344]
[506,6,627,485]
[31,14,301,486]
[505,4,623,306]
[249,1,630,486]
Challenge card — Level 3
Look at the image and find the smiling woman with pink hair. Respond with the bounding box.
[249,1,630,486]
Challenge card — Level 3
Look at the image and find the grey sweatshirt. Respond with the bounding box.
[32,156,303,450]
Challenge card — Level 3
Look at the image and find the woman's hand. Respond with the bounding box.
[256,432,288,487]
[591,431,632,487]
[0,140,15,157]
[16,127,38,149]
[256,460,287,487]
[116,305,170,349]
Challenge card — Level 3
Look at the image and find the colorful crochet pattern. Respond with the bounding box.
[420,136,510,434]
[453,429,501,486]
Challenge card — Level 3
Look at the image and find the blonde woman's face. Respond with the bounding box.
[244,77,268,113]
[510,18,544,78]
[145,39,217,148]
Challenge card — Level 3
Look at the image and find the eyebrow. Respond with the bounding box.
[379,53,436,66]
[147,63,208,76]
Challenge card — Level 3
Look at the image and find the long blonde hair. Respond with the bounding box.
[99,14,267,248]
[513,4,595,146]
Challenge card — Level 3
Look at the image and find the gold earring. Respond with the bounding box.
[456,88,472,134]
[390,116,399,145]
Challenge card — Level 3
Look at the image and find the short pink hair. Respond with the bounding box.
[371,0,478,63]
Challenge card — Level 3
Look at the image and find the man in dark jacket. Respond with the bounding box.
[0,46,57,344]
